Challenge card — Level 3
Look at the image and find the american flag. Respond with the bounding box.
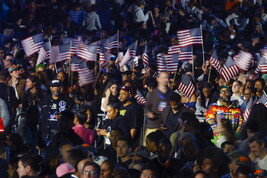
[177,27,203,47]
[168,44,181,54]
[256,49,267,73]
[135,90,147,105]
[21,33,44,56]
[178,74,195,98]
[234,51,252,71]
[77,44,98,61]
[164,53,179,73]
[50,43,71,63]
[257,94,267,107]
[78,61,95,86]
[178,46,193,61]
[36,41,51,66]
[142,44,149,68]
[119,42,137,67]
[157,53,167,72]
[243,97,253,121]
[99,46,109,68]
[220,56,239,82]
[209,50,221,73]
[101,33,119,50]
[63,37,84,55]
[70,56,81,72]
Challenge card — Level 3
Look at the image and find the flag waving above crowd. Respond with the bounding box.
[21,33,44,56]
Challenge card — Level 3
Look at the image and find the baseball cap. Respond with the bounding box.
[219,85,230,91]
[50,80,62,87]
[120,85,132,92]
[56,163,75,177]
[8,65,19,73]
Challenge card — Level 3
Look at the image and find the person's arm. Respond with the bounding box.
[0,99,10,128]
[130,128,137,139]
[96,14,102,30]
[101,89,111,112]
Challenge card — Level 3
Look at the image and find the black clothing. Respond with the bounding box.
[39,94,74,139]
[0,83,18,113]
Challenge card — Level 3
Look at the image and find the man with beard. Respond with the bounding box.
[39,80,74,141]
[118,85,141,147]
[216,85,232,107]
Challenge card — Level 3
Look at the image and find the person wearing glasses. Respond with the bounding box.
[81,161,101,178]
[216,85,233,108]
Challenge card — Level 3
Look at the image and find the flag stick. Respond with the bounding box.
[117,30,119,56]
[54,62,58,73]
[149,11,156,27]
[132,41,138,75]
[208,66,211,83]
[200,25,205,65]
[192,46,195,77]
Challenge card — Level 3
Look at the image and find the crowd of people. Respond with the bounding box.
[0,0,267,177]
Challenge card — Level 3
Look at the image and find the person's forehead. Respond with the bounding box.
[84,165,95,171]
[117,140,127,146]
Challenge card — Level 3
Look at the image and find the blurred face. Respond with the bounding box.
[201,158,214,174]
[145,139,156,152]
[100,162,112,178]
[60,144,72,163]
[202,87,211,98]
[57,72,65,82]
[17,161,29,178]
[249,141,265,157]
[110,130,120,148]
[218,78,226,86]
[158,143,171,161]
[140,169,155,178]
[223,144,234,154]
[106,105,118,120]
[244,89,252,101]
[26,78,34,90]
[220,88,231,101]
[10,70,20,79]
[86,109,92,123]
[118,90,130,103]
[232,81,241,94]
[116,140,129,158]
[170,101,180,112]
[50,86,62,96]
[110,84,118,95]
[157,72,169,87]
[0,49,4,60]
[254,81,263,92]
[82,165,98,178]
[179,140,195,158]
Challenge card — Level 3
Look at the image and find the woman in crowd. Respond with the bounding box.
[101,80,119,113]
[196,83,213,113]
[22,75,45,112]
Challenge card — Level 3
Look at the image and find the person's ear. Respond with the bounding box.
[26,165,31,173]
[114,109,118,114]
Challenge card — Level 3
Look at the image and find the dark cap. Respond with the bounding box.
[121,85,132,92]
[132,146,150,159]
[50,80,62,87]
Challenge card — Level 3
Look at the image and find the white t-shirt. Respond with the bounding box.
[255,154,267,170]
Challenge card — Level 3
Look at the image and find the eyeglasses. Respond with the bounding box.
[82,170,98,176]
